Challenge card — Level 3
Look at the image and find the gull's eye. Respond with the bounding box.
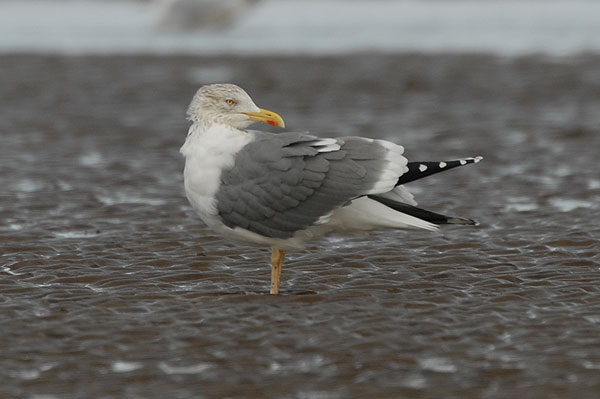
[224,98,236,106]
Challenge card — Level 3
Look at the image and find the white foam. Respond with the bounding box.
[79,152,103,167]
[158,362,212,375]
[550,198,595,212]
[505,196,539,212]
[588,179,600,189]
[15,369,40,380]
[97,193,167,206]
[53,231,97,238]
[584,315,600,324]
[16,179,44,192]
[8,223,23,231]
[2,266,23,276]
[582,360,600,370]
[504,203,539,212]
[112,361,144,373]
[418,357,457,373]
[84,284,106,293]
[401,373,427,389]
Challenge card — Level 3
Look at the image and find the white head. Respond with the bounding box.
[187,83,285,129]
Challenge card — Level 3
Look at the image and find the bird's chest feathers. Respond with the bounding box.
[181,124,252,218]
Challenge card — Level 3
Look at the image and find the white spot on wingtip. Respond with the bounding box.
[419,164,427,172]
[474,156,483,163]
[439,162,447,168]
[459,160,467,165]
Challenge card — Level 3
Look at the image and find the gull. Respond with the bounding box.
[180,84,482,294]
[153,0,260,32]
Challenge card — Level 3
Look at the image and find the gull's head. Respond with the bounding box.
[187,83,285,129]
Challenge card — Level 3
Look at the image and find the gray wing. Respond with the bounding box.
[215,131,399,239]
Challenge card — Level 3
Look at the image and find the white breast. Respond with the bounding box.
[180,123,252,228]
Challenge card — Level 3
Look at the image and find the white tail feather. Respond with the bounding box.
[330,197,438,232]
[377,185,418,206]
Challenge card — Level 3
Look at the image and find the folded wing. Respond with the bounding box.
[215,132,408,239]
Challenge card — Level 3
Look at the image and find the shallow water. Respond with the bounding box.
[1,54,600,398]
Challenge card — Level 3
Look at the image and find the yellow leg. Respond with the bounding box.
[270,249,285,295]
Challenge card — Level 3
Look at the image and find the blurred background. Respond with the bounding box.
[2,0,600,54]
[2,1,600,398]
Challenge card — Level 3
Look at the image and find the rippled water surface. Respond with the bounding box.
[1,54,600,398]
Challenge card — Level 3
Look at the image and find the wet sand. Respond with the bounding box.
[1,53,599,398]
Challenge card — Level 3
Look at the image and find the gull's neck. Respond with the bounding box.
[180,119,252,159]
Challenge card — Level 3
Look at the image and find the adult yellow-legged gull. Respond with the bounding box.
[180,84,481,294]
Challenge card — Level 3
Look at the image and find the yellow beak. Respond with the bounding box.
[243,108,285,128]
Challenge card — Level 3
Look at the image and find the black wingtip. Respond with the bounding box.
[397,156,483,185]
[368,195,480,227]
[446,216,480,226]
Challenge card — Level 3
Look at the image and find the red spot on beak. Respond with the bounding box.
[267,120,277,126]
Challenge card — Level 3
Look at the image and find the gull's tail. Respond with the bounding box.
[369,155,483,227]
[397,156,483,185]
